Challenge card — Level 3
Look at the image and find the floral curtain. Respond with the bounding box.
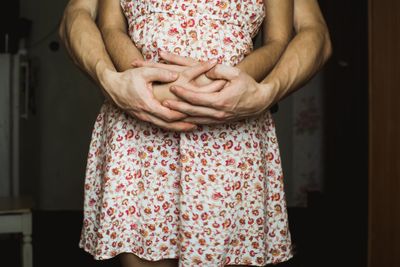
[291,74,325,206]
[274,74,325,207]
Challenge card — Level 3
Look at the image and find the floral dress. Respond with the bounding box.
[78,0,293,266]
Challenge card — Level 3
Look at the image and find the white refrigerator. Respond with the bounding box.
[0,51,32,198]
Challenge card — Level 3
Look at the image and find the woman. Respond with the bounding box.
[78,0,294,266]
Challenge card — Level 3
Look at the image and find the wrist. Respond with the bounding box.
[96,60,117,95]
[259,80,281,108]
[95,60,123,104]
[235,62,250,76]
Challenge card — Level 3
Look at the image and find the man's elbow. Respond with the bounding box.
[58,15,66,43]
[298,20,333,65]
[310,24,333,65]
[322,29,333,63]
[58,1,93,45]
[59,3,74,45]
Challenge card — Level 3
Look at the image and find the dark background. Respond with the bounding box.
[0,0,369,266]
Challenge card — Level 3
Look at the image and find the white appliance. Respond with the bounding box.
[0,50,30,197]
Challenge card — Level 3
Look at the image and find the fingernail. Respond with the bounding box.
[163,101,170,107]
[170,86,176,91]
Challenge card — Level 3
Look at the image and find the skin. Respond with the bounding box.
[100,0,293,104]
[59,0,331,266]
[59,0,198,131]
[88,1,292,266]
[135,0,332,125]
[59,0,331,130]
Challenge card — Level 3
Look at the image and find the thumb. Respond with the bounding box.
[205,64,240,81]
[142,67,179,82]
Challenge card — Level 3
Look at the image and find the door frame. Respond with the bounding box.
[368,0,400,266]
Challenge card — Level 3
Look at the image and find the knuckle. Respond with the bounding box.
[214,99,226,109]
[187,108,196,115]
[214,111,225,120]
[215,111,227,120]
[163,70,174,78]
[141,67,150,76]
[161,115,172,122]
[163,114,178,122]
[145,67,156,77]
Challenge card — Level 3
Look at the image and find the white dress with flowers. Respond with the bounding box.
[78,0,293,266]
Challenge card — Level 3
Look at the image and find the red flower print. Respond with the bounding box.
[225,158,235,166]
[212,192,223,200]
[125,130,133,139]
[168,28,179,36]
[201,212,208,221]
[112,168,119,175]
[106,208,114,216]
[79,0,293,265]
[187,19,195,27]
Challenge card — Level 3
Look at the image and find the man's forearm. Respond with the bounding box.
[235,40,289,83]
[59,2,116,86]
[262,24,332,102]
[100,27,144,71]
[97,0,145,72]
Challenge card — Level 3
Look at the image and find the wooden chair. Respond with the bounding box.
[0,196,33,267]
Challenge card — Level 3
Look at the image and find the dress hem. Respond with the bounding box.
[78,242,294,266]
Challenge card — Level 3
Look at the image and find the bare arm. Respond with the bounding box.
[235,0,294,82]
[59,0,115,89]
[97,0,144,71]
[262,0,332,101]
[98,0,223,103]
[127,0,332,125]
[59,0,199,131]
[133,0,294,92]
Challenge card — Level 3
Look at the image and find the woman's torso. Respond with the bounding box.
[120,0,265,65]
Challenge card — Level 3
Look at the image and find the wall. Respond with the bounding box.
[20,0,103,210]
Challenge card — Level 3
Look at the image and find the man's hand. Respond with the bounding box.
[132,51,227,91]
[133,52,279,124]
[151,59,226,102]
[164,64,279,124]
[98,65,200,131]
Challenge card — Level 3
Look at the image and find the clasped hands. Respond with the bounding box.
[104,51,278,132]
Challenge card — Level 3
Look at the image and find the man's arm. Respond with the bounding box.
[262,0,332,101]
[149,0,331,124]
[236,0,294,82]
[98,0,224,103]
[59,0,115,90]
[59,0,199,131]
[97,0,144,71]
